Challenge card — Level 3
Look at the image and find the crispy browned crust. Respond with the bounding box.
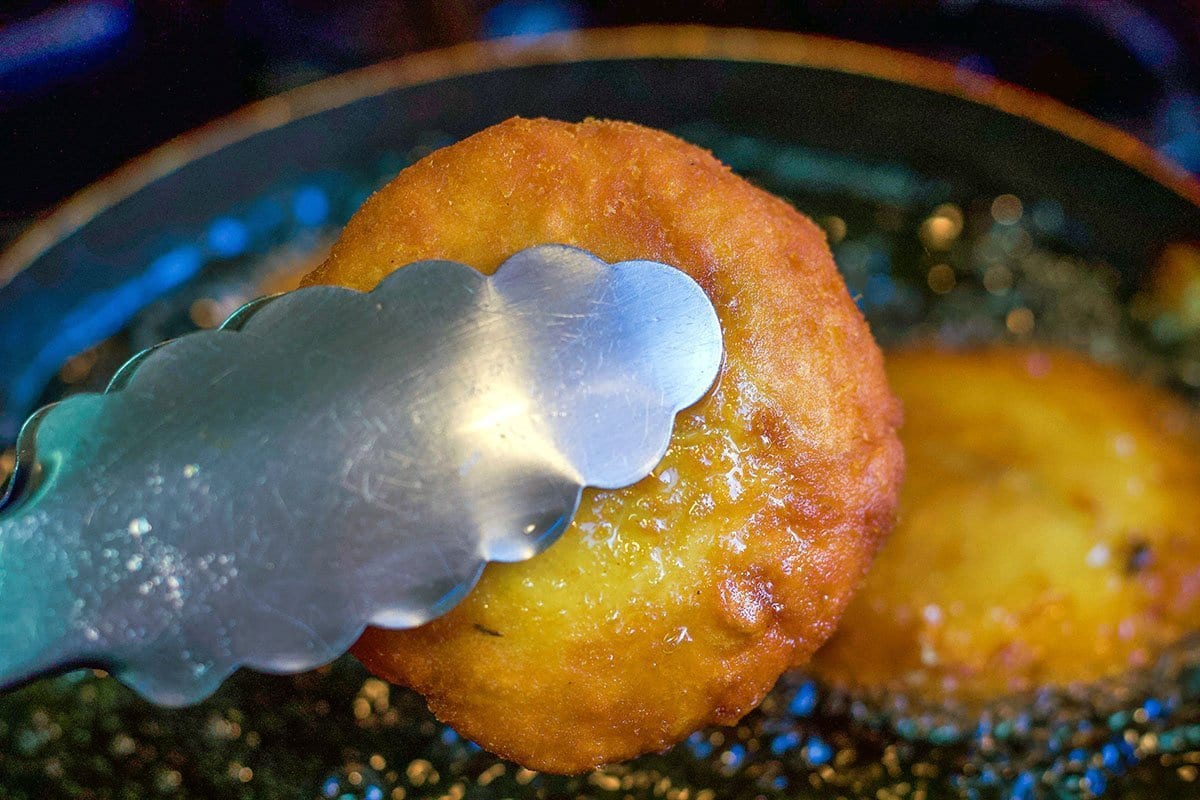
[813,346,1200,704]
[303,117,903,773]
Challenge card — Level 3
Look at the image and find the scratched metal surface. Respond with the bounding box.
[0,245,721,706]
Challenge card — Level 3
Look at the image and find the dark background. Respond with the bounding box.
[3,0,1200,245]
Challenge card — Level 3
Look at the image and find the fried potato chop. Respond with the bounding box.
[302,118,904,773]
[813,346,1200,703]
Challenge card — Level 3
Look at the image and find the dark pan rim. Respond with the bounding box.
[3,24,1198,289]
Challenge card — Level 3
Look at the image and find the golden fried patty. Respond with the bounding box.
[813,347,1200,703]
[303,117,904,773]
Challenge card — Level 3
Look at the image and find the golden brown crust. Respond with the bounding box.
[1141,242,1200,336]
[304,117,903,773]
[813,346,1200,704]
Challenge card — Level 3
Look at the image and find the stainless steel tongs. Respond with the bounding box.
[0,244,723,706]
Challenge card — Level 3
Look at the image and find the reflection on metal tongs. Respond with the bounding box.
[0,244,723,706]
